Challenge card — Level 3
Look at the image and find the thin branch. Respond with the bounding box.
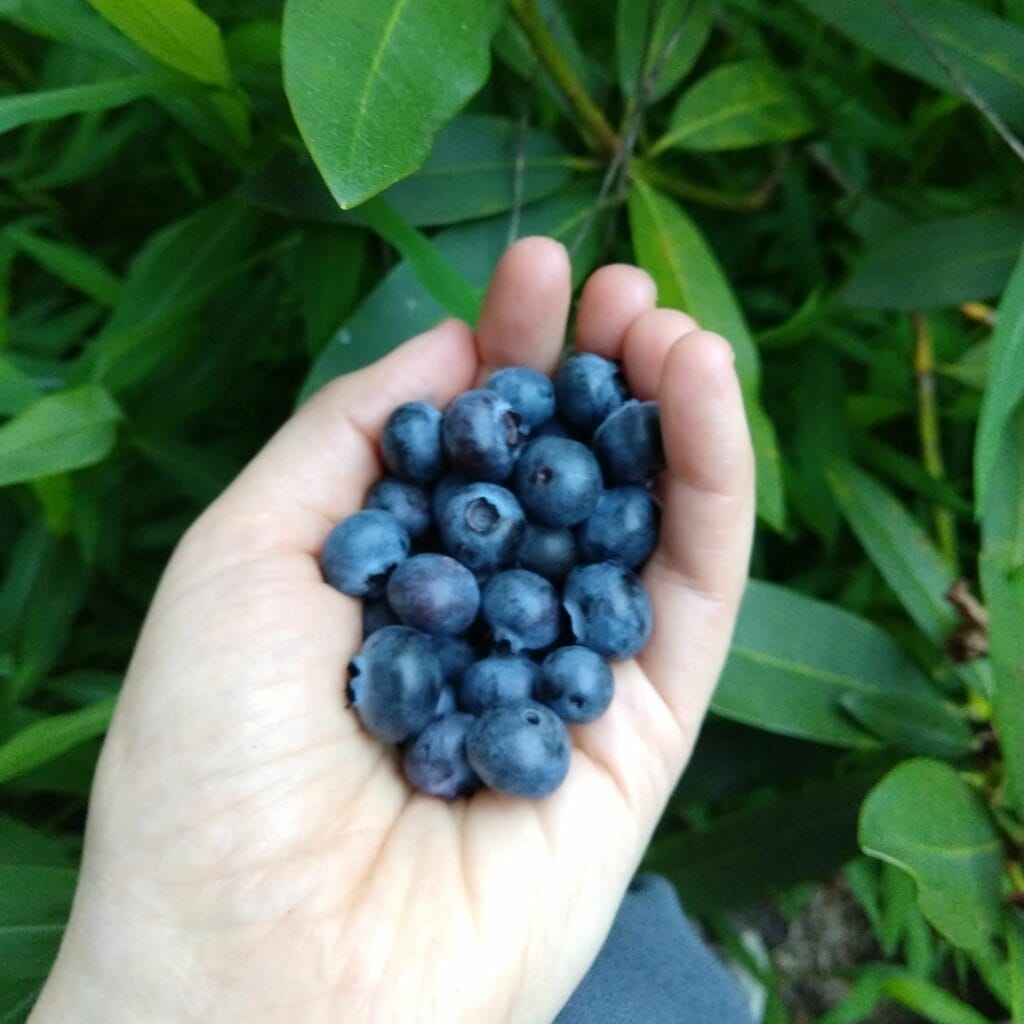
[887,0,1024,166]
[568,0,693,255]
[636,151,789,213]
[913,312,959,571]
[508,0,619,156]
[507,82,533,247]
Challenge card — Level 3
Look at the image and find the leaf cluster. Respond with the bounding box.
[0,0,1023,1019]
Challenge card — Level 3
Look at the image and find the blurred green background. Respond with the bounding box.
[1,0,1023,1020]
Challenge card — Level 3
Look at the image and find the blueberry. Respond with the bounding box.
[386,554,480,636]
[403,713,479,799]
[442,389,523,481]
[481,569,561,653]
[459,655,540,714]
[516,523,578,581]
[347,625,443,742]
[578,487,660,568]
[563,562,653,659]
[432,472,470,521]
[537,646,614,723]
[466,702,571,798]
[365,477,432,538]
[362,598,397,638]
[555,354,628,436]
[513,437,602,527]
[320,509,410,598]
[592,400,664,485]
[433,685,459,718]
[486,367,555,430]
[381,402,444,484]
[530,418,569,440]
[433,634,477,686]
[439,482,526,574]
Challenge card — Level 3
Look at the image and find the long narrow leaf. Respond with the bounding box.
[0,698,115,784]
[0,72,187,135]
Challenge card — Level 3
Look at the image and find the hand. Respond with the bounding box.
[31,238,755,1024]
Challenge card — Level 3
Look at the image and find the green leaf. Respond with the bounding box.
[382,115,573,226]
[5,224,122,305]
[879,972,993,1024]
[860,758,1003,954]
[0,698,115,784]
[976,240,1024,513]
[0,357,42,417]
[1008,909,1024,1024]
[0,865,76,982]
[0,386,120,487]
[0,816,73,867]
[827,461,958,647]
[80,200,260,393]
[282,0,502,209]
[842,212,1024,311]
[818,974,884,1024]
[241,119,574,228]
[87,0,231,87]
[839,691,973,760]
[977,244,1024,812]
[615,0,713,102]
[358,197,481,323]
[645,770,881,912]
[293,228,366,356]
[980,407,1024,812]
[299,181,604,401]
[792,0,1024,132]
[0,71,186,135]
[652,59,815,154]
[714,581,935,747]
[627,180,785,528]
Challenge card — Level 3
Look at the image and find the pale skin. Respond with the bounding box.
[30,238,755,1024]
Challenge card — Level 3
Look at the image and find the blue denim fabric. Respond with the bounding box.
[555,875,754,1024]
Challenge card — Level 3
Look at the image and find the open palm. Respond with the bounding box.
[32,239,755,1024]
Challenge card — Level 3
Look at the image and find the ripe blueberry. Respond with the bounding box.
[564,562,653,659]
[439,482,525,574]
[365,477,432,538]
[481,569,561,653]
[347,625,442,742]
[381,402,444,484]
[442,389,523,481]
[513,436,602,527]
[403,712,479,799]
[578,487,659,568]
[554,353,628,436]
[592,400,664,485]
[320,509,410,598]
[386,554,480,636]
[466,702,571,798]
[459,655,540,714]
[537,646,614,723]
[486,367,555,430]
[516,523,578,581]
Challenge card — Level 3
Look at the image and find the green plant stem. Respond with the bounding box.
[634,158,783,212]
[913,313,959,572]
[508,0,619,157]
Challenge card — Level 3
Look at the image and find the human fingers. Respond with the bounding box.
[475,236,571,381]
[573,264,658,358]
[637,330,756,735]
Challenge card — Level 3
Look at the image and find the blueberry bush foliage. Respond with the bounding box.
[1,0,1023,1019]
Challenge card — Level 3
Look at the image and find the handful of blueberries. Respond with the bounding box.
[320,353,664,800]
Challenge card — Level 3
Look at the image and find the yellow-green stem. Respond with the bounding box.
[508,0,619,157]
[913,313,959,571]
[634,159,782,212]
